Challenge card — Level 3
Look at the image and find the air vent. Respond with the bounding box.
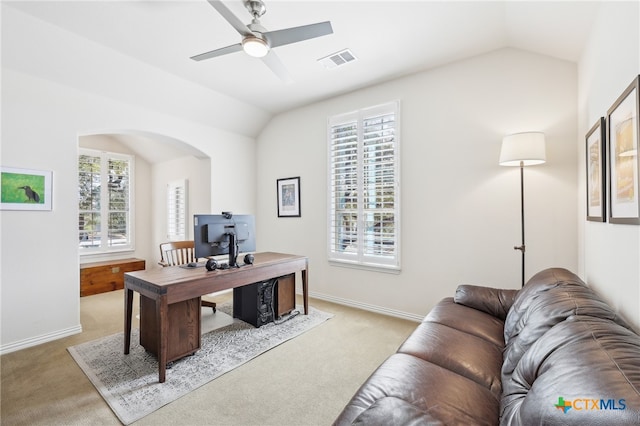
[318,49,357,70]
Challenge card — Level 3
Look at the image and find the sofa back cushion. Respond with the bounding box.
[500,315,640,425]
[502,268,630,379]
[504,268,583,342]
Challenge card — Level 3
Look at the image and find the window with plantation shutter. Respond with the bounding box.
[328,101,400,271]
[167,179,188,241]
[78,148,134,254]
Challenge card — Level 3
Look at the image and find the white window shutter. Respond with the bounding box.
[328,101,400,271]
[78,148,134,253]
[167,179,188,241]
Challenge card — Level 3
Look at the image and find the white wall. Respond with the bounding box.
[0,7,258,352]
[578,2,640,329]
[0,69,255,353]
[256,48,578,319]
[151,155,211,265]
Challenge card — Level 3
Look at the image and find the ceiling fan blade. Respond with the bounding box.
[191,43,243,61]
[261,51,293,84]
[264,21,333,48]
[206,0,251,36]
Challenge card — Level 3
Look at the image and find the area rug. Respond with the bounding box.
[68,303,332,425]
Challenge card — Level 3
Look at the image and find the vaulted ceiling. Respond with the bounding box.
[4,1,601,163]
[6,1,600,116]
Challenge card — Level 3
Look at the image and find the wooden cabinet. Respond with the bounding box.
[276,273,296,317]
[80,258,145,296]
[139,295,201,362]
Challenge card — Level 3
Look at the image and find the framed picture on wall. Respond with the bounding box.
[1,166,53,211]
[607,75,640,225]
[277,176,301,217]
[586,117,607,222]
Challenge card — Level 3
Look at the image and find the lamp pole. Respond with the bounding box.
[499,131,546,289]
[514,161,525,287]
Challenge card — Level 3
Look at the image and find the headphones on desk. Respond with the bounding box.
[205,258,219,271]
[205,254,254,271]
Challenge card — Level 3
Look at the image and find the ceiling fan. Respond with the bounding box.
[191,0,333,82]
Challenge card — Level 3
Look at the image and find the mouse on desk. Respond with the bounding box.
[187,262,198,268]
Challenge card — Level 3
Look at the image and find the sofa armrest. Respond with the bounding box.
[454,285,518,321]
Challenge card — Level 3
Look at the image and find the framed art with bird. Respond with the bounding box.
[1,166,52,211]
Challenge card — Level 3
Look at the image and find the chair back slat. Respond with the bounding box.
[159,241,196,267]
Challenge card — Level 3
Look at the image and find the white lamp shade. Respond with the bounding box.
[500,132,546,166]
[242,36,269,58]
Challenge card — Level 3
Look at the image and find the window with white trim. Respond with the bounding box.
[167,179,188,241]
[328,101,400,271]
[78,149,134,253]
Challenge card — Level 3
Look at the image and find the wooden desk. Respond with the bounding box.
[123,252,309,383]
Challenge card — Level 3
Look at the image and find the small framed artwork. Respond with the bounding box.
[277,176,301,217]
[607,75,640,225]
[1,166,53,211]
[586,117,607,222]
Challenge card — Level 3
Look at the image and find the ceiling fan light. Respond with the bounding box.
[242,36,269,58]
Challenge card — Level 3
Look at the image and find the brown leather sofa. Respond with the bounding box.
[334,268,640,425]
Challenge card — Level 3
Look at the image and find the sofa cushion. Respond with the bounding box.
[426,298,505,347]
[397,320,503,397]
[501,315,640,425]
[350,397,444,426]
[454,285,518,320]
[333,353,500,426]
[502,268,630,380]
[504,268,585,344]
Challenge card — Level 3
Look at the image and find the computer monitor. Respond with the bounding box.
[193,213,256,267]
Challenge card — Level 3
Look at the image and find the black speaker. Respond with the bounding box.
[205,258,219,271]
[244,253,255,265]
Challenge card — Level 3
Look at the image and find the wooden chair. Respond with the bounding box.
[158,240,216,312]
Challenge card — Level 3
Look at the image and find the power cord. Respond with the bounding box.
[275,309,300,325]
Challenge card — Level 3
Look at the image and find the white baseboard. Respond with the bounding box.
[0,325,83,355]
[308,291,424,323]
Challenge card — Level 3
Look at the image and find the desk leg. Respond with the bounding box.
[124,288,133,354]
[302,267,309,315]
[157,294,169,383]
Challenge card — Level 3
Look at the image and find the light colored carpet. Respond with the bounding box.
[68,303,332,425]
[1,291,418,425]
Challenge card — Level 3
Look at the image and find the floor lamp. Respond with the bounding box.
[499,132,546,287]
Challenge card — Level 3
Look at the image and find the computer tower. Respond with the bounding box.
[233,278,277,327]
